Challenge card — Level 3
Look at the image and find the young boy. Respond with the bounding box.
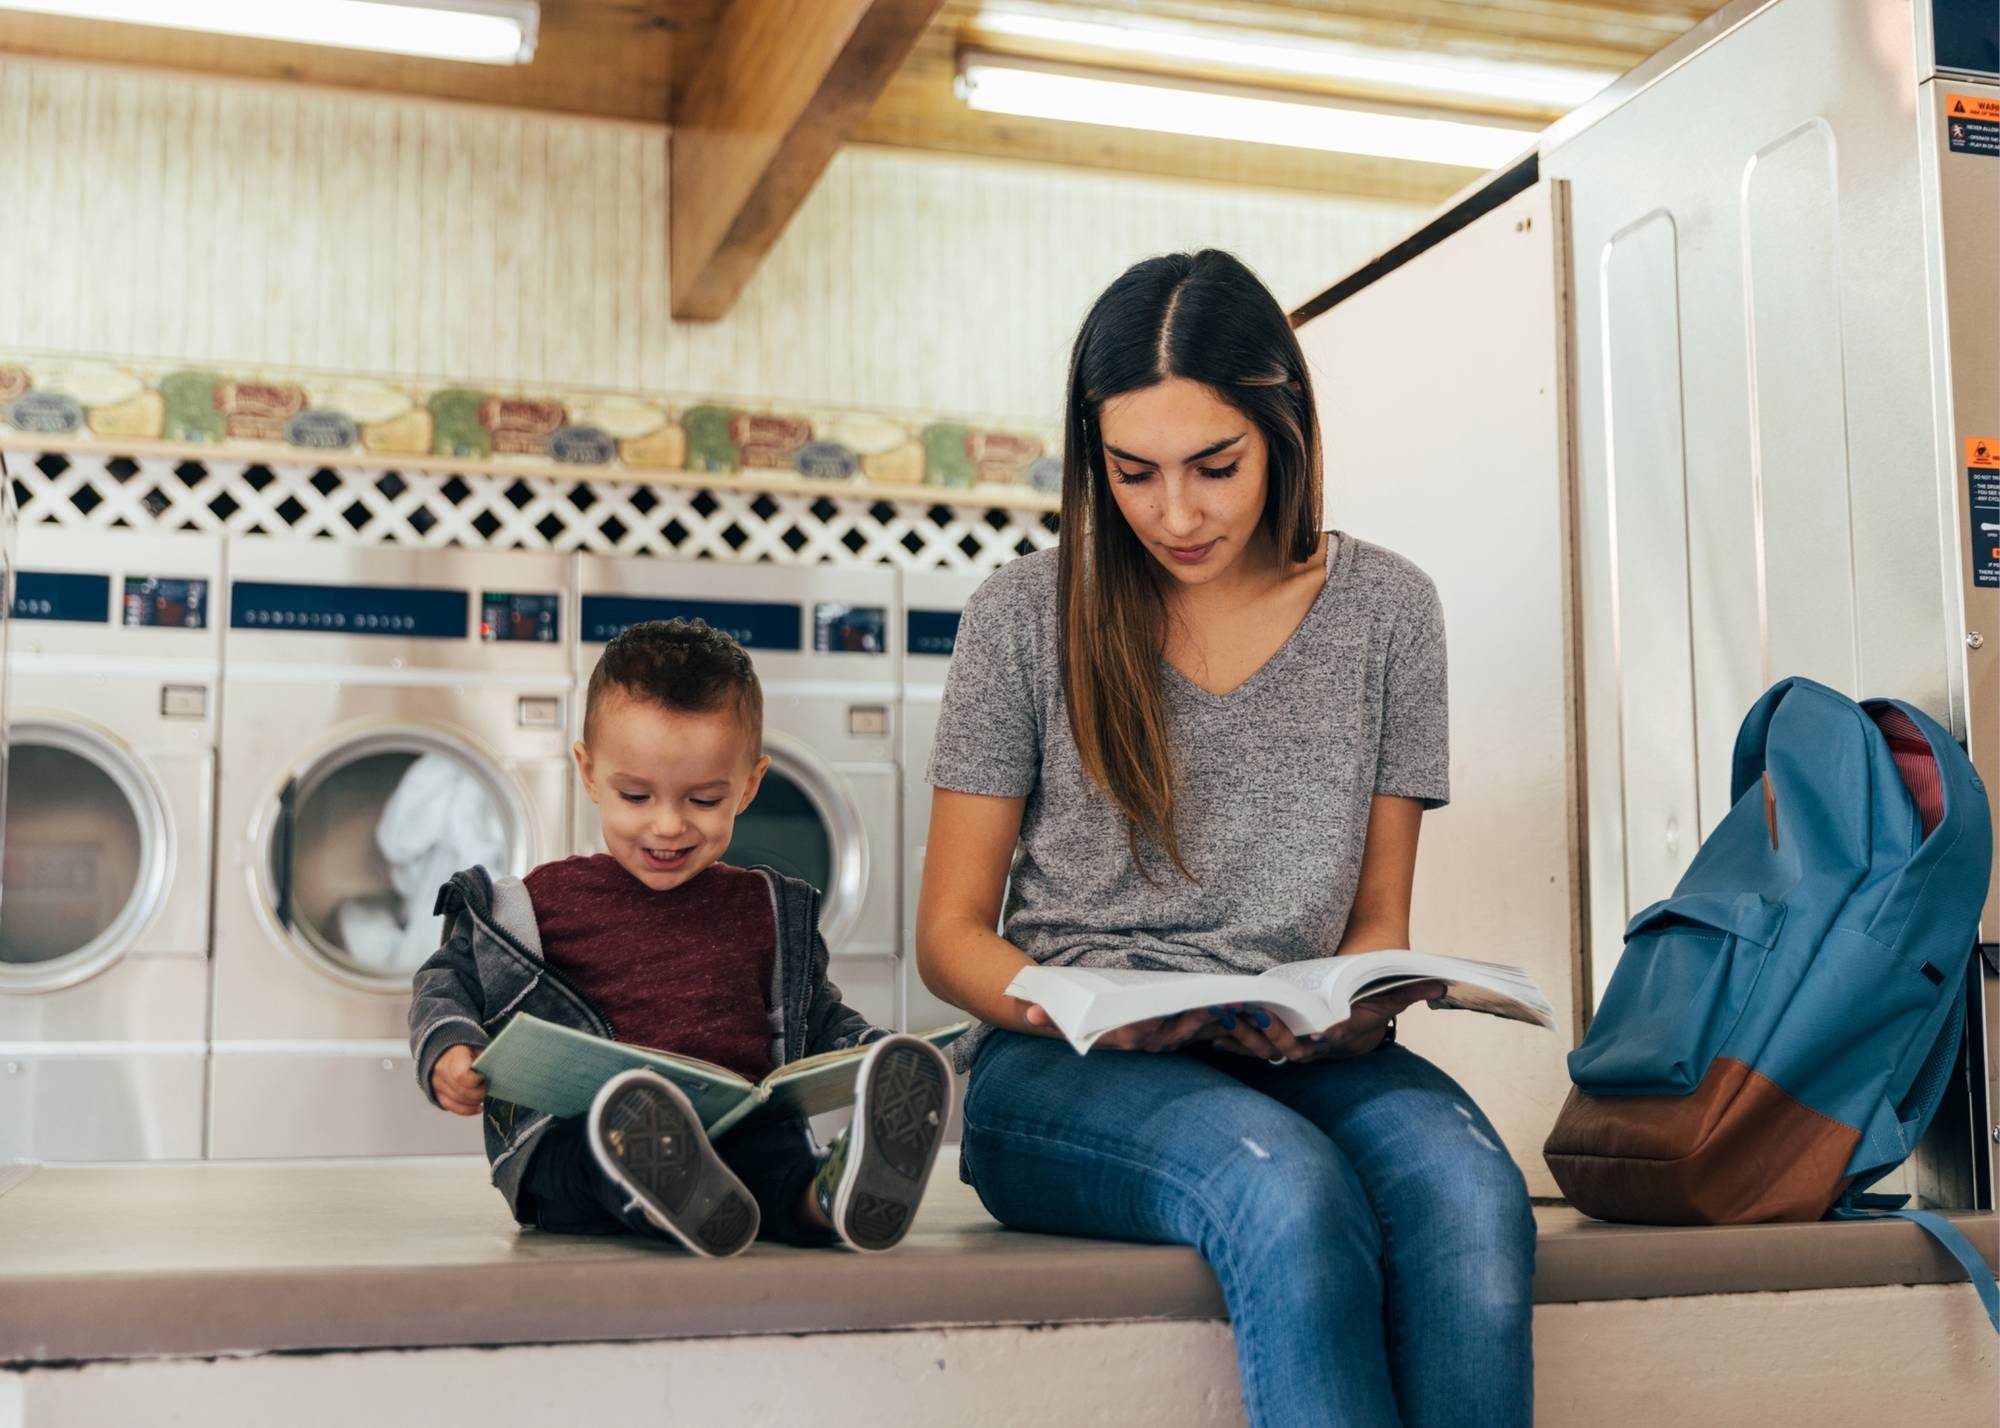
[410,618,953,1257]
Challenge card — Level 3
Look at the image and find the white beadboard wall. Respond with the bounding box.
[0,56,1423,425]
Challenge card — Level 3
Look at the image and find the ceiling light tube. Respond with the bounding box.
[957,56,1537,169]
[0,0,540,65]
[973,4,1615,110]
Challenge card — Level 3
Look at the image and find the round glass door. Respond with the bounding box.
[0,722,168,988]
[722,744,863,945]
[726,769,833,892]
[269,736,519,983]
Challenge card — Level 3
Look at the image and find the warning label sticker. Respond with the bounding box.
[1970,437,2000,470]
[1947,95,2000,158]
[1973,465,1999,589]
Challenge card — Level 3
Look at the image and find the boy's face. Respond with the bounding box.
[573,691,769,893]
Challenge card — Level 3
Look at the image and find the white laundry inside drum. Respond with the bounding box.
[279,750,507,978]
[0,743,145,966]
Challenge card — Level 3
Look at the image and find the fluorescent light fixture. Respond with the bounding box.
[957,56,1537,169]
[0,0,540,64]
[974,3,1615,110]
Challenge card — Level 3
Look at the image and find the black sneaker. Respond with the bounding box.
[813,1034,953,1252]
[589,1069,759,1258]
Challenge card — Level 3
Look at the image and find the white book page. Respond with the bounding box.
[1005,965,1333,1053]
[1264,951,1559,1030]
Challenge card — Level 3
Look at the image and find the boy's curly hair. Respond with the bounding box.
[582,618,762,751]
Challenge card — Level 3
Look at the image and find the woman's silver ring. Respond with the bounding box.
[1266,1055,1289,1066]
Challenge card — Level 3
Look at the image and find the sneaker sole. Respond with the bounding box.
[589,1071,759,1258]
[834,1036,952,1253]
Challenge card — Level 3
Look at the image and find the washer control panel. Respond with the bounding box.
[11,570,110,624]
[907,608,962,657]
[813,602,887,654]
[230,581,469,638]
[580,595,802,650]
[480,591,561,643]
[123,576,209,629]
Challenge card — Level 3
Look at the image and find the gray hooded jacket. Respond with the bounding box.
[408,863,883,1223]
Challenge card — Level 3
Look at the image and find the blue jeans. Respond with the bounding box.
[961,1031,1537,1428]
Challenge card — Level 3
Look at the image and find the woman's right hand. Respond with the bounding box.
[430,1043,488,1116]
[1025,1004,1223,1054]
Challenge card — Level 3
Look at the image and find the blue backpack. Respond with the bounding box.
[1543,676,1996,1331]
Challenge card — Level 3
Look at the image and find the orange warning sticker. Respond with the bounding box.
[1970,437,2000,469]
[1948,94,2000,121]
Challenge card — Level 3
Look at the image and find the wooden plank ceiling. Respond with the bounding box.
[3,2,1725,194]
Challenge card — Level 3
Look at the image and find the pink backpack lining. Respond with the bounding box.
[1869,706,1943,839]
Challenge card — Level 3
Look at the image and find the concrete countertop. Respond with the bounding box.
[1,1156,1993,1365]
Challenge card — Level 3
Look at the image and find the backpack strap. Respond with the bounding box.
[1832,1192,2000,1334]
[1727,677,1805,805]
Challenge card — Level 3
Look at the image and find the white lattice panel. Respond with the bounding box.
[2,451,1058,574]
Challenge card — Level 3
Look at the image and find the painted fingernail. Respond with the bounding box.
[1252,1011,1271,1029]
[1221,1015,1237,1030]
[1207,1006,1222,1015]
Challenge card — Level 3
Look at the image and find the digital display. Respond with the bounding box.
[814,602,887,655]
[480,592,560,643]
[580,595,802,650]
[231,581,469,639]
[1935,0,1998,74]
[12,571,110,624]
[123,576,209,629]
[907,608,962,657]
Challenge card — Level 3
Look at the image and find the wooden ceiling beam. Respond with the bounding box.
[669,0,944,319]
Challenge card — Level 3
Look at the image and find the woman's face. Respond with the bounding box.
[1098,377,1270,588]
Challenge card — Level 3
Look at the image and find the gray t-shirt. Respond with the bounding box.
[927,533,1450,1073]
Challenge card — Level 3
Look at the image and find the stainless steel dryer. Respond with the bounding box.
[0,527,220,1161]
[209,540,571,1158]
[900,568,986,1035]
[573,555,903,1031]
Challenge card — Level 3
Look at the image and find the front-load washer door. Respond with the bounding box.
[0,718,209,1159]
[259,728,532,991]
[0,719,170,991]
[723,736,895,1030]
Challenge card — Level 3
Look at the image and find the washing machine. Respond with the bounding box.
[209,540,572,1158]
[900,569,987,1035]
[573,555,903,1031]
[0,527,220,1161]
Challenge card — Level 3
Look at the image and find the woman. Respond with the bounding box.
[916,250,1535,1428]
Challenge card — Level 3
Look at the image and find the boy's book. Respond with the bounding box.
[473,1012,971,1136]
[1007,950,1557,1055]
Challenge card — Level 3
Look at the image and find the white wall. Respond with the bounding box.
[0,56,1423,426]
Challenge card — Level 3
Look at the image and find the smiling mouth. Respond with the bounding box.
[640,846,695,869]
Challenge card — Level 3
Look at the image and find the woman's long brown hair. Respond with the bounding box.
[1057,250,1323,883]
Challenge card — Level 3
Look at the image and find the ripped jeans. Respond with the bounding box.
[960,1031,1537,1428]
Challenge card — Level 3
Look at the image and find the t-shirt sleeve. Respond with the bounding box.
[926,568,1042,799]
[1373,577,1450,809]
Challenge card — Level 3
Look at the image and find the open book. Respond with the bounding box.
[1007,950,1556,1055]
[472,1012,971,1136]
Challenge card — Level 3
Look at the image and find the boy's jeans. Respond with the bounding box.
[961,1031,1537,1428]
[523,1109,835,1246]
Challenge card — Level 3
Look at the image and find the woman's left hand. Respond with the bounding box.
[1210,982,1446,1063]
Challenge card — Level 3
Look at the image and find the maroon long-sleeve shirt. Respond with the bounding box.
[524,855,776,1082]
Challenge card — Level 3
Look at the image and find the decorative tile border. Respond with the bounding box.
[0,354,1064,510]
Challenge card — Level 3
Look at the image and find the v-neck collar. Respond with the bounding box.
[1159,531,1348,706]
